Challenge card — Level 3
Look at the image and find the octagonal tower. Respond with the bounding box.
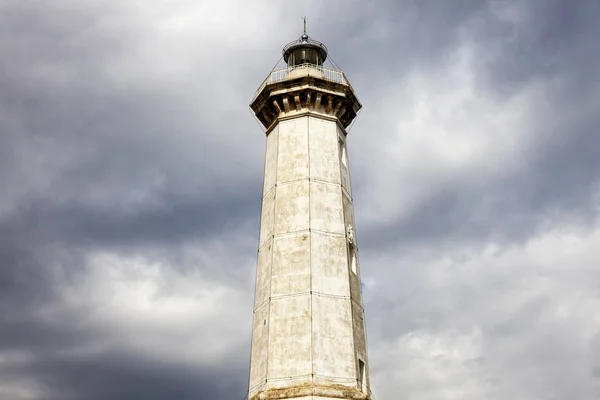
[248,27,371,400]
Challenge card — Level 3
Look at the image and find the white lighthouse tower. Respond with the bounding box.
[248,25,371,400]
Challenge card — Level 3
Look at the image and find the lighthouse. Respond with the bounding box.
[248,25,371,400]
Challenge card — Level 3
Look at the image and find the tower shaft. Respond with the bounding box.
[249,39,369,400]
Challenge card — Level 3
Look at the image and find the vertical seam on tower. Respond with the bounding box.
[307,115,314,390]
[248,120,271,397]
[340,128,359,389]
[344,130,371,392]
[265,124,280,390]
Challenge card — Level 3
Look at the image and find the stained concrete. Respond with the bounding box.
[249,69,370,400]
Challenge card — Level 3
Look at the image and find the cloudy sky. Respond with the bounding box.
[1,0,600,399]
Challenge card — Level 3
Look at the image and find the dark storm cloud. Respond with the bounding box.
[1,348,248,400]
[1,2,261,399]
[350,0,600,253]
[3,190,260,249]
[479,0,600,93]
[0,238,252,400]
[0,0,264,247]
[0,245,55,315]
[360,112,600,251]
[319,0,491,92]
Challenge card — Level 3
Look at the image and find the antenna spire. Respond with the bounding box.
[302,16,307,35]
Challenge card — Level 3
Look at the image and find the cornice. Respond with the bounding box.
[251,75,362,130]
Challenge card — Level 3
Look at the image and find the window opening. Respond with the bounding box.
[338,137,348,167]
[358,359,366,392]
[349,242,357,275]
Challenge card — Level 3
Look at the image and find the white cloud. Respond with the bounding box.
[366,221,600,399]
[48,242,254,367]
[353,40,567,229]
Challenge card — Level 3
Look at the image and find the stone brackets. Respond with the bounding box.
[251,76,362,131]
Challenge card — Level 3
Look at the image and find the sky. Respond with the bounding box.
[1,0,600,399]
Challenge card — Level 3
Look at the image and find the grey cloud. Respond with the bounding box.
[0,0,266,252]
[1,348,248,400]
[0,246,55,315]
[1,3,261,397]
[348,0,600,254]
[357,83,600,253]
[2,0,600,399]
[316,0,492,93]
[2,191,260,250]
[479,0,600,93]
[362,238,600,398]
[0,238,253,400]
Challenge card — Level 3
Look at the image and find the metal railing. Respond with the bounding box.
[253,64,348,100]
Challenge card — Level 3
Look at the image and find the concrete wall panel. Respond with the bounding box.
[249,303,270,391]
[277,117,309,183]
[349,271,363,310]
[260,190,276,247]
[351,301,369,385]
[311,232,350,297]
[254,240,272,309]
[312,296,355,380]
[263,124,279,194]
[309,117,340,185]
[267,295,312,380]
[310,181,345,235]
[271,232,310,296]
[274,181,310,234]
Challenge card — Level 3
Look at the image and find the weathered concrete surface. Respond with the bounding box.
[250,72,361,130]
[249,72,370,400]
[248,382,370,400]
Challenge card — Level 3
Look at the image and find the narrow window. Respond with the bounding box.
[349,243,357,275]
[338,137,348,167]
[358,359,366,392]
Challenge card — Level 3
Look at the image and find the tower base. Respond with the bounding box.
[250,383,371,400]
